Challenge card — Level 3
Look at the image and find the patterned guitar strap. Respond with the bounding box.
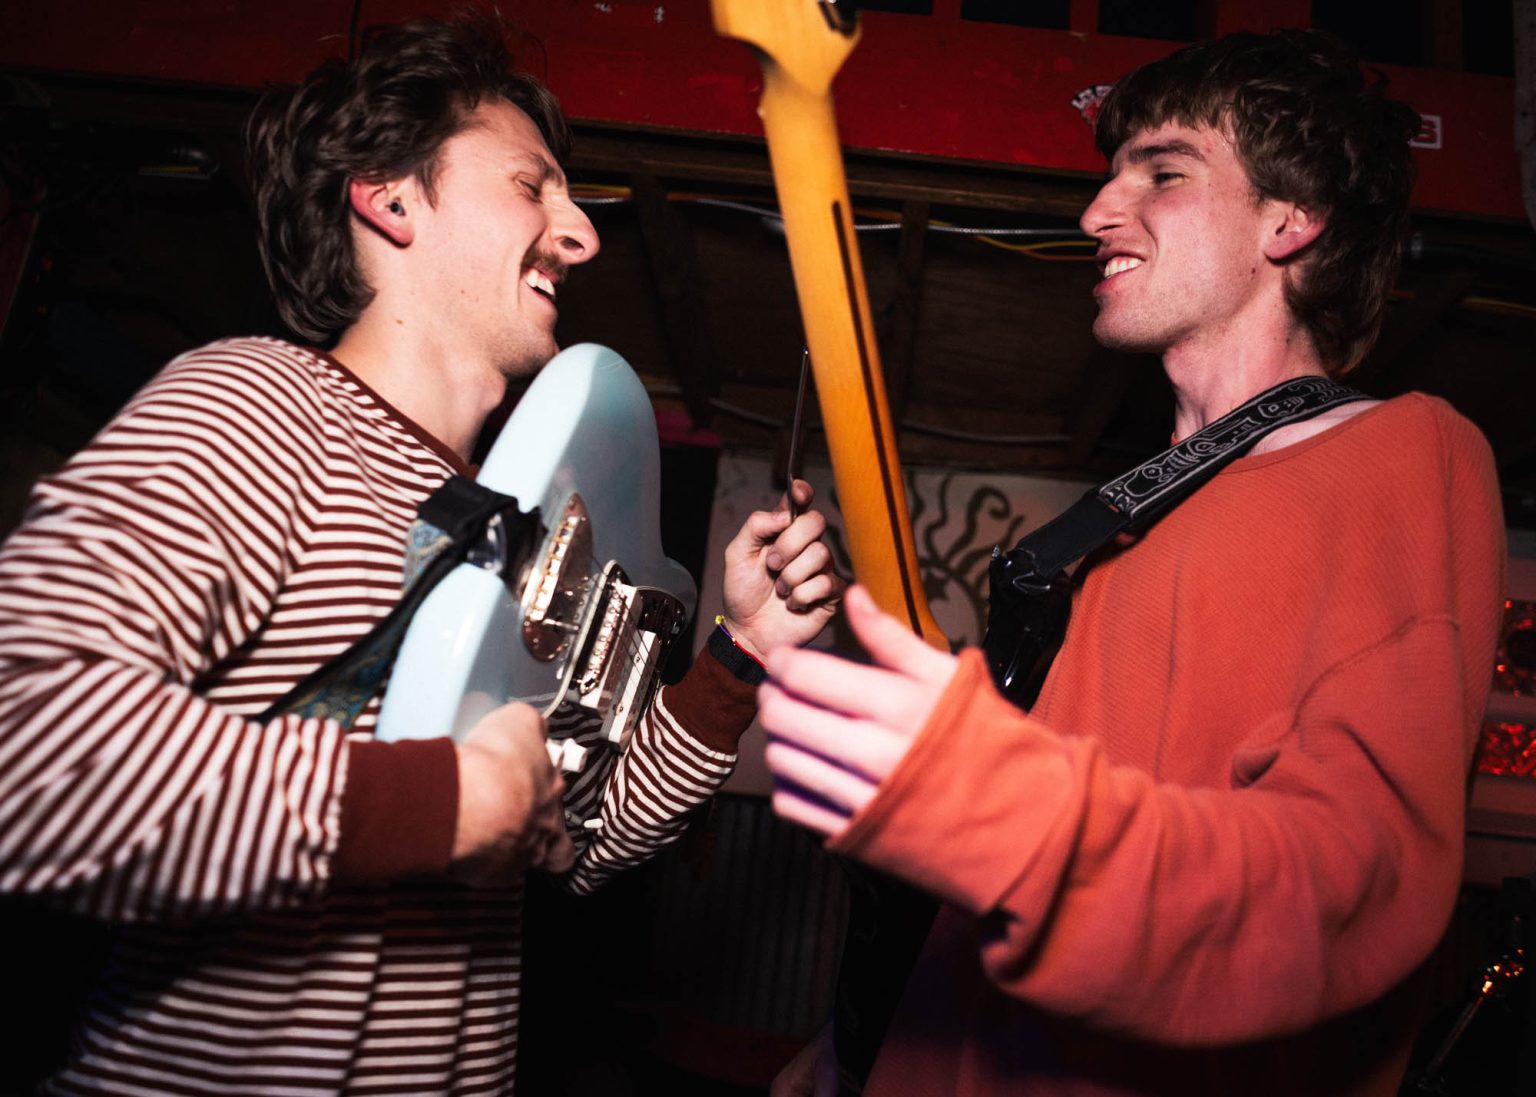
[257,476,541,728]
[984,373,1370,709]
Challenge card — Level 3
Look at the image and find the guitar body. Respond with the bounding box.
[375,343,695,746]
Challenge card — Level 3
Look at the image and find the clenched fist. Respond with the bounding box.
[451,702,575,886]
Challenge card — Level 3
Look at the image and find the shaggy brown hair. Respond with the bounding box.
[1094,29,1420,373]
[246,9,571,344]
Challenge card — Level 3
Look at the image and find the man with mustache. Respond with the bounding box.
[0,12,840,1093]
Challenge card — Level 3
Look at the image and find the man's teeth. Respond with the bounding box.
[525,269,556,297]
[1103,256,1143,278]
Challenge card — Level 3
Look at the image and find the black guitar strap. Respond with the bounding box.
[983,374,1369,708]
[833,374,1369,1097]
[257,476,540,728]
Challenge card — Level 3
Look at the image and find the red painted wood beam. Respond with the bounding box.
[0,0,1522,221]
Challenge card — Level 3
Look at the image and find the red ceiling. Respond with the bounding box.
[0,0,1522,220]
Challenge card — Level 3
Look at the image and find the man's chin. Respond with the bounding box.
[1091,318,1161,355]
[501,339,559,379]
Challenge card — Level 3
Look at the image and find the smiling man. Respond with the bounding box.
[761,29,1505,1097]
[0,12,840,1094]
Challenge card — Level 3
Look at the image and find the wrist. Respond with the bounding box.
[452,742,491,862]
[710,615,768,684]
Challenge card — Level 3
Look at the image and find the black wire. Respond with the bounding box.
[1408,234,1536,275]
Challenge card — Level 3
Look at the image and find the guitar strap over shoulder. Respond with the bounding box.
[833,375,1368,1097]
[983,374,1368,709]
[257,477,540,728]
[0,480,543,1092]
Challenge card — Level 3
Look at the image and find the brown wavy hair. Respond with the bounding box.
[245,9,571,344]
[1094,29,1420,373]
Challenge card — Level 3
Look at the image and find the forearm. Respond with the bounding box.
[561,646,754,895]
[833,630,1472,1044]
[0,651,355,918]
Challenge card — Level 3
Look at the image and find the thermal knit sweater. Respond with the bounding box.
[831,394,1506,1097]
[0,337,756,1095]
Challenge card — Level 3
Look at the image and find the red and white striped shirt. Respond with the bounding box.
[0,337,755,1094]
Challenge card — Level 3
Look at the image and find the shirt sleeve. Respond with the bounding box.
[557,644,755,895]
[832,623,1485,1046]
[0,349,451,919]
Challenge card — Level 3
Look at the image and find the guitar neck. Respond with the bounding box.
[756,69,947,649]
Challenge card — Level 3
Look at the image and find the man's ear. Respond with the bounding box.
[1264,202,1323,262]
[348,179,414,246]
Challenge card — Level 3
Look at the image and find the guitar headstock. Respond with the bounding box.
[711,0,862,94]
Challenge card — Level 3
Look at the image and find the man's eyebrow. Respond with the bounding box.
[1124,139,1206,165]
[510,151,566,187]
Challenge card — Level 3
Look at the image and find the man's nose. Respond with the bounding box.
[1079,176,1125,239]
[550,199,600,265]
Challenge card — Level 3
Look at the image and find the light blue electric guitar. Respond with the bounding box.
[374,343,696,765]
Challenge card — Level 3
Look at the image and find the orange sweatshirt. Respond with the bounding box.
[831,394,1506,1097]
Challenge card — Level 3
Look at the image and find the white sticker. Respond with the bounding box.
[1410,114,1442,150]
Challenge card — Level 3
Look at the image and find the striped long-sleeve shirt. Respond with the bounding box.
[0,337,756,1094]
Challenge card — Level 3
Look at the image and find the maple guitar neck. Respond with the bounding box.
[713,1,946,649]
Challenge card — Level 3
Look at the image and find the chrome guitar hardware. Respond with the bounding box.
[563,564,688,751]
[522,494,595,663]
[374,344,698,786]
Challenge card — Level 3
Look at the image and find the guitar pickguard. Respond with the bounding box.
[374,344,696,758]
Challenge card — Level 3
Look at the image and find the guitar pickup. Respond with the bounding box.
[513,491,690,754]
[564,565,688,752]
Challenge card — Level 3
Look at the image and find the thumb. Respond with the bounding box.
[736,506,791,552]
[844,585,951,678]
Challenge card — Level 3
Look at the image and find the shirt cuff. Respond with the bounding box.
[659,640,761,753]
[333,737,458,884]
[827,648,1083,915]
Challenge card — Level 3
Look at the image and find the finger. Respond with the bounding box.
[781,570,844,613]
[769,1038,819,1097]
[466,701,549,757]
[762,645,936,733]
[543,829,577,873]
[764,740,878,819]
[771,785,851,838]
[545,771,567,804]
[774,478,816,521]
[732,506,792,554]
[771,478,815,514]
[758,682,910,779]
[773,540,834,595]
[765,509,828,573]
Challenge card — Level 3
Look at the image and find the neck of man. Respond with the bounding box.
[1162,305,1330,444]
[329,303,510,464]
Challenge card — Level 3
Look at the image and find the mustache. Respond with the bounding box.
[523,249,570,284]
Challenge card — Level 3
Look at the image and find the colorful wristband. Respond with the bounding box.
[709,615,768,685]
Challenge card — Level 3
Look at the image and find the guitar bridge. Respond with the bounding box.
[563,564,688,751]
[517,492,689,752]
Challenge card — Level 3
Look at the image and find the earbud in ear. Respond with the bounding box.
[388,200,404,215]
